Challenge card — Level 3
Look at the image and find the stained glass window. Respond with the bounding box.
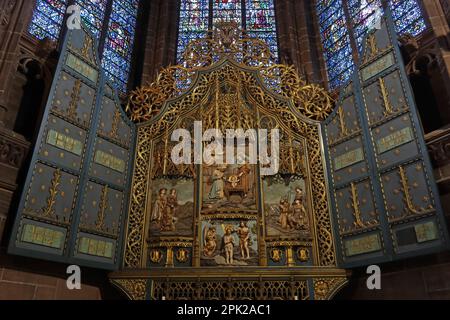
[28,0,141,92]
[177,0,279,62]
[29,0,69,40]
[213,0,242,26]
[177,0,210,62]
[389,0,426,36]
[348,0,383,49]
[75,0,108,38]
[102,0,140,92]
[246,0,278,57]
[316,0,354,90]
[316,0,427,90]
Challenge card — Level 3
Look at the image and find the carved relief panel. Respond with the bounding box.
[126,60,336,272]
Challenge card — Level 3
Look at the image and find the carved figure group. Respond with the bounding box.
[151,188,178,232]
[278,188,309,231]
[203,221,253,265]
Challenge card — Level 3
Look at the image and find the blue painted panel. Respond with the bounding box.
[8,23,136,270]
[322,13,449,268]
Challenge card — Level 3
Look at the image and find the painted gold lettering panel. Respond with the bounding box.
[376,127,413,154]
[15,219,68,255]
[415,222,439,243]
[361,52,395,82]
[46,129,83,156]
[66,53,98,83]
[330,137,368,186]
[334,148,364,171]
[94,150,126,173]
[344,233,382,257]
[40,115,87,171]
[78,237,114,259]
[91,138,130,187]
[74,231,118,263]
[21,224,65,249]
[372,116,419,169]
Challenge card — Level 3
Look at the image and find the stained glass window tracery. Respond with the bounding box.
[316,0,427,90]
[177,0,279,62]
[28,0,140,93]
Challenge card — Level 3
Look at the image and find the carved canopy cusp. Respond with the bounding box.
[295,84,335,121]
[126,65,194,123]
[260,64,335,121]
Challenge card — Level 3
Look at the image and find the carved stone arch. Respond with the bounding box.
[11,51,56,141]
[399,37,444,133]
[404,48,439,77]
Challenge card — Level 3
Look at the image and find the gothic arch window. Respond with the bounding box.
[28,0,141,93]
[316,0,427,90]
[177,0,279,62]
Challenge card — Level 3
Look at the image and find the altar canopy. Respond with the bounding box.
[7,14,449,300]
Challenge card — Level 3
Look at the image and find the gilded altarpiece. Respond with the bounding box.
[110,21,347,300]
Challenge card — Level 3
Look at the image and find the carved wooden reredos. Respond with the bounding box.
[112,21,347,301]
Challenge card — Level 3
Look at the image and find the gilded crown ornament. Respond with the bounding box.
[126,20,335,123]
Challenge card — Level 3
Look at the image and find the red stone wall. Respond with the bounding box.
[140,0,179,85]
[0,248,126,300]
[336,252,450,299]
[0,267,102,300]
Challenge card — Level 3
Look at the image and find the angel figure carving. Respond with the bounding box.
[203,226,217,257]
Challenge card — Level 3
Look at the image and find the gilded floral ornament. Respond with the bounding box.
[126,21,334,123]
[111,279,147,300]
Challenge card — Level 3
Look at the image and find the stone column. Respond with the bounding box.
[0,0,35,244]
[420,0,450,123]
[439,0,450,26]
[0,0,34,125]
[275,0,328,86]
[140,0,179,85]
